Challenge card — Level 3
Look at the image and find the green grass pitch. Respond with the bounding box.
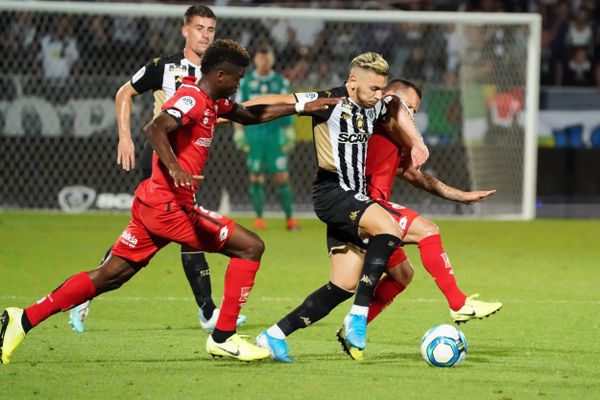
[0,211,598,399]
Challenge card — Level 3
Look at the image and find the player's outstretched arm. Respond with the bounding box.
[224,97,342,126]
[241,93,296,107]
[143,113,203,188]
[382,96,429,169]
[115,81,140,171]
[398,162,496,204]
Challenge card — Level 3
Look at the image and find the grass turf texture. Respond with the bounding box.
[0,212,598,399]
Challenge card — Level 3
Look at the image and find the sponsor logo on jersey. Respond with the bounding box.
[131,66,146,84]
[120,230,138,248]
[367,109,375,119]
[339,132,370,143]
[168,65,187,74]
[354,193,370,202]
[194,137,212,147]
[174,96,195,113]
[349,210,359,222]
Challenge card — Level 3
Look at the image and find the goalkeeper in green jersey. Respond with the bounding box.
[234,45,299,230]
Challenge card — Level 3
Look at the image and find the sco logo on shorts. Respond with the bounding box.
[354,193,370,202]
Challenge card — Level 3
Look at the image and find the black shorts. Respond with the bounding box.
[313,168,374,253]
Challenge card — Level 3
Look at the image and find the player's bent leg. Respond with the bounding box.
[367,259,413,324]
[404,217,502,322]
[68,246,112,333]
[343,204,402,350]
[205,225,265,359]
[1,255,138,364]
[404,216,468,311]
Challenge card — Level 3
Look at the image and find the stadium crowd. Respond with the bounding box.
[1,0,600,88]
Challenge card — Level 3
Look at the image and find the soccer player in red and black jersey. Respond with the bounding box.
[0,39,341,364]
[336,78,503,359]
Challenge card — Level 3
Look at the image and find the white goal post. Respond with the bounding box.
[0,1,540,219]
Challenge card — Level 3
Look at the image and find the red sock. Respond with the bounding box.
[24,272,97,328]
[418,234,466,311]
[215,258,260,332]
[367,274,405,323]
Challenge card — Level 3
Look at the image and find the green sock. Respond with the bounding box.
[278,182,294,219]
[250,182,265,218]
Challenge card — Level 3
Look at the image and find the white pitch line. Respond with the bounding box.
[0,295,598,305]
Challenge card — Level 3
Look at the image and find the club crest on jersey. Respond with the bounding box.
[175,96,195,113]
[356,115,365,129]
[367,109,375,119]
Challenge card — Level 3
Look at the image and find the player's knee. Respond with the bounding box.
[90,257,137,293]
[243,233,265,260]
[274,172,289,184]
[421,219,440,237]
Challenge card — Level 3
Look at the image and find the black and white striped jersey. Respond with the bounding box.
[129,51,202,117]
[295,85,389,195]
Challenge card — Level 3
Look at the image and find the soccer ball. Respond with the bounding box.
[420,324,467,367]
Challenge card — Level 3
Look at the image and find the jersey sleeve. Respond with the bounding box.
[216,98,237,116]
[130,57,164,94]
[161,86,205,126]
[294,89,332,120]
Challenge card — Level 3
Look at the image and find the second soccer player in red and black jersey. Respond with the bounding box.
[0,39,341,364]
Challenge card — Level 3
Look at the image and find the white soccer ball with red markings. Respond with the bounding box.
[420,324,467,367]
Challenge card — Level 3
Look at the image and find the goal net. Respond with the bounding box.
[0,1,540,219]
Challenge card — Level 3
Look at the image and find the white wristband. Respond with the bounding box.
[295,102,305,113]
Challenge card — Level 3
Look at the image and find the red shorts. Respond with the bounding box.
[111,197,235,267]
[375,198,420,269]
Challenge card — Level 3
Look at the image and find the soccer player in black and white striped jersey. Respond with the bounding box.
[68,5,247,333]
[253,52,429,362]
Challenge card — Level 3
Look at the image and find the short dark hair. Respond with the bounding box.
[183,4,216,25]
[201,39,250,74]
[386,78,422,99]
[255,44,274,55]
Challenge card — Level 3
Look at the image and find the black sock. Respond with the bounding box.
[181,247,216,319]
[354,234,402,307]
[277,282,353,336]
[21,312,33,333]
[212,328,235,343]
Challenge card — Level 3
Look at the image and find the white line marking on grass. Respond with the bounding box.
[0,295,599,304]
